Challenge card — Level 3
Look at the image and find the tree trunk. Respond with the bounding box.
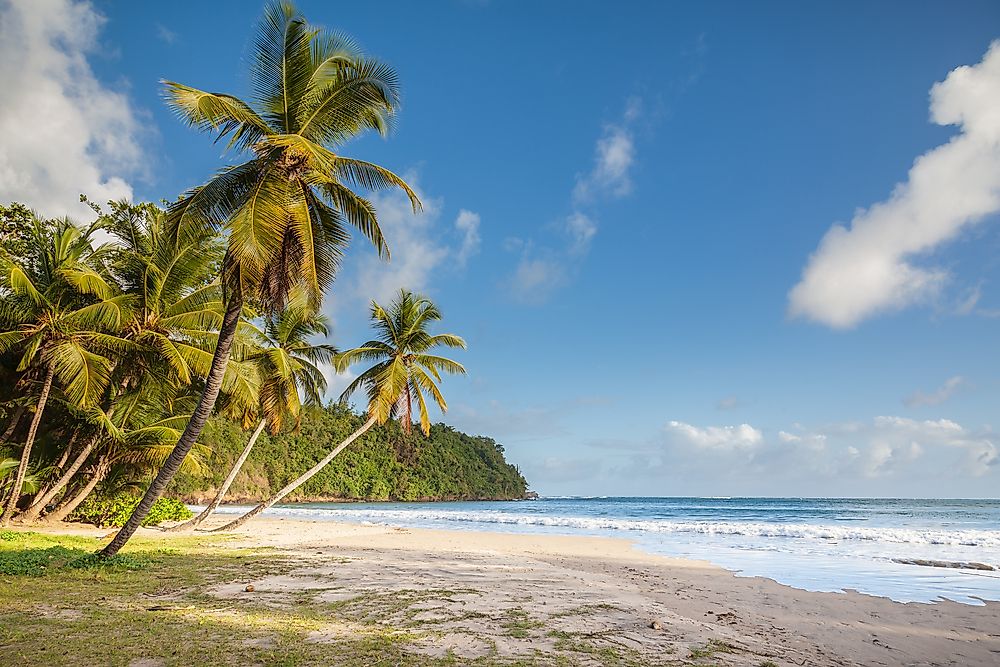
[19,433,97,523]
[28,431,79,509]
[212,414,377,532]
[0,405,25,443]
[1,363,55,527]
[53,431,78,470]
[167,418,266,532]
[100,292,244,557]
[43,459,109,524]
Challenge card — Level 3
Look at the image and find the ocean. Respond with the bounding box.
[208,496,1000,605]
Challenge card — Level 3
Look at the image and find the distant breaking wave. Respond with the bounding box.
[209,504,1000,548]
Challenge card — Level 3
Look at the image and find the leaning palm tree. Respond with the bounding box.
[14,202,228,524]
[169,291,334,531]
[43,384,209,524]
[101,1,418,557]
[212,289,465,532]
[0,221,132,526]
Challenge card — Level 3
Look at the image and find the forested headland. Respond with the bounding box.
[171,404,530,504]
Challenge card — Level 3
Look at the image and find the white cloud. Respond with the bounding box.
[319,364,357,404]
[350,176,480,306]
[0,0,143,219]
[789,41,1000,328]
[353,182,447,305]
[665,421,763,450]
[507,98,642,303]
[573,97,642,204]
[454,209,481,266]
[903,375,964,407]
[651,415,997,482]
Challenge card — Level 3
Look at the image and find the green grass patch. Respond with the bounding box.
[689,639,739,660]
[501,608,545,639]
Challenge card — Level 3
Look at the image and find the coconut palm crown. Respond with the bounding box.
[336,289,466,436]
[163,0,420,312]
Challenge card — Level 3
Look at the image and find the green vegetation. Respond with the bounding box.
[0,1,513,560]
[172,404,528,503]
[501,608,545,639]
[99,0,421,556]
[0,531,680,666]
[70,494,193,528]
[688,639,739,660]
[211,288,471,530]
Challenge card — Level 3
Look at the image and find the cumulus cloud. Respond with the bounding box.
[0,0,144,219]
[903,376,964,407]
[658,416,997,480]
[665,421,763,450]
[789,41,1000,328]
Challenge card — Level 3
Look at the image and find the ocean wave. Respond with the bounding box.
[209,505,1000,548]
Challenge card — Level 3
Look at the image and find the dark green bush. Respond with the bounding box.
[70,494,193,528]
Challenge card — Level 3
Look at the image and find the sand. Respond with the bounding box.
[57,517,1000,665]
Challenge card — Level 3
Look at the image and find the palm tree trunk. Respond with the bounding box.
[167,418,266,532]
[1,363,55,527]
[52,431,77,470]
[0,405,25,443]
[212,414,377,532]
[29,431,79,507]
[100,292,244,557]
[44,459,109,524]
[19,433,97,523]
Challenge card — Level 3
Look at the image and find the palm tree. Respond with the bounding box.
[169,291,334,531]
[212,289,465,532]
[0,220,132,526]
[14,202,225,524]
[101,1,418,557]
[43,384,209,524]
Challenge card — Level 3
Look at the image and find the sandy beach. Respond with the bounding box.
[42,516,999,666]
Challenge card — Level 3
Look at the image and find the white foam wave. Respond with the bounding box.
[208,505,1000,548]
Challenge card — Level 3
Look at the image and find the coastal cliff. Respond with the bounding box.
[169,403,530,504]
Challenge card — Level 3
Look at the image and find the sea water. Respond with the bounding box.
[208,496,1000,605]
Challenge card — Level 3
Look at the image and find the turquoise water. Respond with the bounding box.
[209,496,1000,605]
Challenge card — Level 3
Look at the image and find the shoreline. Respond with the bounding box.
[25,516,1000,665]
[195,499,1000,606]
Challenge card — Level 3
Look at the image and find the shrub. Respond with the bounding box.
[70,493,193,528]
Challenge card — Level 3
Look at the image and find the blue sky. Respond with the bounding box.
[2,1,999,497]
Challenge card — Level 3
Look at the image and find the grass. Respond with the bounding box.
[500,608,545,639]
[688,639,739,660]
[0,528,760,666]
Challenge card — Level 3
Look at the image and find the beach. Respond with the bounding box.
[17,515,1000,666]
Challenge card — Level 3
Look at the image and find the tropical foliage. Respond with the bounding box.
[0,1,521,545]
[173,406,528,503]
[208,288,468,531]
[99,0,420,556]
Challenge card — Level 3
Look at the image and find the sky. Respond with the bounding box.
[1,0,999,498]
